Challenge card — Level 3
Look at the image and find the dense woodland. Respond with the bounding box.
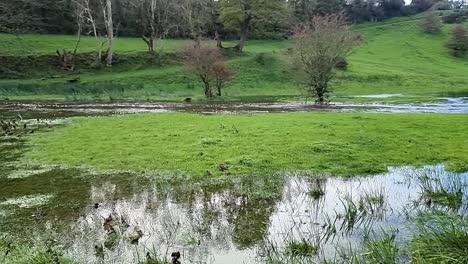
[1,0,466,38]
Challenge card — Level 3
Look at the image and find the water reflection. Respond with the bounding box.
[8,165,458,263]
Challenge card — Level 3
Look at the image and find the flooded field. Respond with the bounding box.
[1,96,468,116]
[1,104,467,264]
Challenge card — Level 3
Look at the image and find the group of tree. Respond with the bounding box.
[3,0,467,37]
[1,0,467,101]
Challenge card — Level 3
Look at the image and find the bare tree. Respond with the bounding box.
[180,0,213,47]
[182,45,234,97]
[292,14,360,104]
[73,0,114,66]
[56,2,86,72]
[214,63,235,96]
[139,0,176,54]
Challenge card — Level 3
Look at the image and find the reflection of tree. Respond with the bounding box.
[67,174,285,262]
[230,197,277,249]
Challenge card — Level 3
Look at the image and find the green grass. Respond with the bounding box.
[285,240,319,257]
[25,112,468,177]
[0,241,76,264]
[1,13,468,102]
[411,212,468,264]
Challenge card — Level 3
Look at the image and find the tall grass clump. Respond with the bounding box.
[0,240,76,264]
[337,228,402,263]
[417,170,465,210]
[411,211,468,264]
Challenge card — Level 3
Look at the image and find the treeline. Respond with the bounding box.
[1,0,466,38]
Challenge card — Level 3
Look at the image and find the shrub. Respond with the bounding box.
[448,24,468,57]
[254,52,271,65]
[335,56,349,70]
[420,12,443,34]
[442,10,468,24]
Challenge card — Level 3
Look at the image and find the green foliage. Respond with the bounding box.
[219,0,288,32]
[25,112,468,177]
[0,241,77,264]
[286,240,319,257]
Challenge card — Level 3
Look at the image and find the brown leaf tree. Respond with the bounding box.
[292,13,360,104]
[182,45,234,98]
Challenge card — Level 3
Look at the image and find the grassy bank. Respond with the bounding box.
[1,15,468,102]
[25,112,468,177]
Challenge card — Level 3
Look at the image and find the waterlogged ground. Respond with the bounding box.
[1,155,467,263]
[1,105,467,263]
[1,96,468,115]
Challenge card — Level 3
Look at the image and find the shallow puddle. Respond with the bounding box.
[1,163,465,263]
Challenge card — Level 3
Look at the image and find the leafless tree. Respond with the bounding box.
[102,0,114,66]
[73,0,114,66]
[292,14,360,104]
[214,63,235,96]
[179,0,213,47]
[56,2,86,71]
[139,0,177,54]
[182,45,234,97]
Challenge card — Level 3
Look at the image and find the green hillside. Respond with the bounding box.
[1,14,467,102]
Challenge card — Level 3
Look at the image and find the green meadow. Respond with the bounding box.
[26,112,468,177]
[1,15,468,102]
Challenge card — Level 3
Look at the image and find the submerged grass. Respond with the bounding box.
[338,228,402,264]
[25,112,468,177]
[417,171,465,210]
[0,240,76,264]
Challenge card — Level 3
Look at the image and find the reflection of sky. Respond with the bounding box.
[65,165,467,263]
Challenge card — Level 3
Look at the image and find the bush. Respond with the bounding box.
[420,12,443,34]
[334,56,349,70]
[431,1,450,10]
[254,52,272,65]
[442,10,468,24]
[448,24,468,57]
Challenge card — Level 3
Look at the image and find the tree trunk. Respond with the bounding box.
[215,30,223,48]
[105,0,113,66]
[216,79,222,96]
[236,19,250,52]
[315,84,326,105]
[201,75,212,97]
[204,82,212,97]
[142,36,155,53]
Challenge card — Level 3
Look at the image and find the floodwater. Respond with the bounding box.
[1,154,467,263]
[1,102,467,263]
[1,96,468,115]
